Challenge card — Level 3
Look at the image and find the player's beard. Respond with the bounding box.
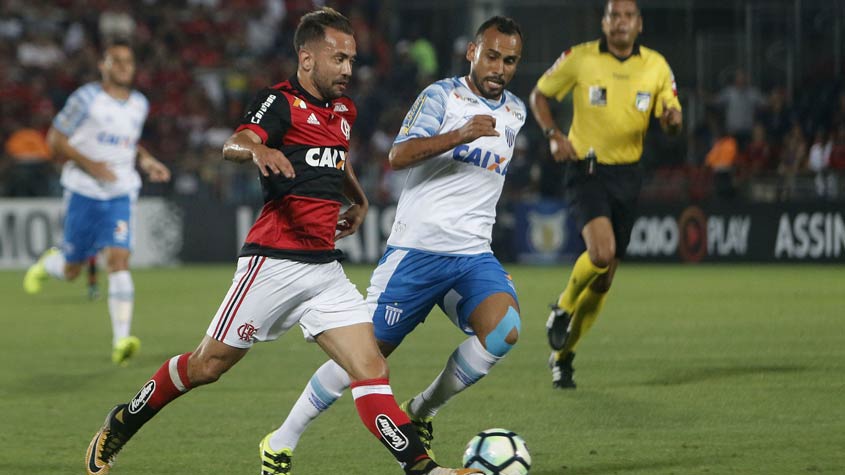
[107,70,134,89]
[312,64,348,101]
[469,70,505,100]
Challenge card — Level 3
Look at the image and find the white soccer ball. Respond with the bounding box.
[462,428,531,475]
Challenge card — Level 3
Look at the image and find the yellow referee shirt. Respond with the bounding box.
[537,38,681,165]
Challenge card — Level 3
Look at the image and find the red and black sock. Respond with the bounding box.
[350,378,436,473]
[113,352,193,436]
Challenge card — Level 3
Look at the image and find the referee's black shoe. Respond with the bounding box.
[550,351,577,389]
[545,304,571,351]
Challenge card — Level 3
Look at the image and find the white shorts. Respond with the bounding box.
[206,256,371,348]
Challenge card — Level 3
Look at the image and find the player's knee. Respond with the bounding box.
[106,256,130,272]
[484,306,521,357]
[188,355,230,386]
[347,355,390,382]
[64,266,82,280]
[588,246,615,269]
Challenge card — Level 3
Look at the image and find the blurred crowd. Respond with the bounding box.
[0,0,439,205]
[653,70,845,203]
[1,0,844,205]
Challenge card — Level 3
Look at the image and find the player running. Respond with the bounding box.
[83,8,479,475]
[260,16,526,474]
[23,39,170,365]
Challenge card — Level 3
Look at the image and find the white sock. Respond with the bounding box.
[410,336,500,419]
[108,271,134,346]
[43,251,66,280]
[269,360,350,451]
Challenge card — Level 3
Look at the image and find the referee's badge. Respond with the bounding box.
[635,91,651,112]
[589,86,607,106]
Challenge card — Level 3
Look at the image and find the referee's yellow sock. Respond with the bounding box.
[559,286,609,357]
[556,251,608,313]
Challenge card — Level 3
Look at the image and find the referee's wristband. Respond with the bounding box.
[543,127,558,138]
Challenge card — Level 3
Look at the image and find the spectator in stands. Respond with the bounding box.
[808,129,833,198]
[704,124,738,200]
[759,87,793,151]
[2,119,55,197]
[99,1,136,43]
[742,122,772,176]
[713,69,766,151]
[827,124,845,199]
[778,121,807,201]
[17,31,65,70]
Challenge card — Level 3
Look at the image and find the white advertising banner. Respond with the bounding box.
[0,198,182,269]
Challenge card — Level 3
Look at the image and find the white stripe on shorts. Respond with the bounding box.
[351,384,393,399]
[366,249,408,311]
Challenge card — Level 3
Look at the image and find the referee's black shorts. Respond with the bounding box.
[563,160,643,259]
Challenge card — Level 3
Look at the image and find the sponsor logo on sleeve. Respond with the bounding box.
[250,94,277,124]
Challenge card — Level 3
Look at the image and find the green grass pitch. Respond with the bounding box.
[1,263,843,474]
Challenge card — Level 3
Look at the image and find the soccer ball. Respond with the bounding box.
[462,428,531,475]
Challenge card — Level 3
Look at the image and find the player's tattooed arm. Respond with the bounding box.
[223,129,295,178]
[46,127,117,182]
[388,115,499,170]
[336,161,369,240]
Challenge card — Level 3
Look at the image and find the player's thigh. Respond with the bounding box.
[565,162,614,252]
[61,192,100,264]
[94,195,132,255]
[442,254,519,337]
[366,247,457,346]
[607,165,644,260]
[296,260,373,342]
[206,256,327,348]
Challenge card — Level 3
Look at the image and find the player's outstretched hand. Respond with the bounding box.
[548,132,578,162]
[335,203,367,240]
[142,159,171,183]
[84,160,117,182]
[458,115,500,143]
[253,146,295,179]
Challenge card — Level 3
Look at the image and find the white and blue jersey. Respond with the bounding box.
[389,76,526,254]
[369,77,525,344]
[53,82,148,262]
[53,82,148,201]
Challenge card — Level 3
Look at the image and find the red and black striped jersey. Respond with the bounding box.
[235,75,357,263]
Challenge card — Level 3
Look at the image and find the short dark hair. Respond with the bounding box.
[606,0,640,15]
[294,7,354,51]
[102,37,133,57]
[474,16,523,41]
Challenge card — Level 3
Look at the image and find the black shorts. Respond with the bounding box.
[564,161,643,259]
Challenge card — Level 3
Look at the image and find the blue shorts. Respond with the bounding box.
[367,247,518,345]
[62,192,132,263]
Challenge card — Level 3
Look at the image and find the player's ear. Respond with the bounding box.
[299,48,314,72]
[465,41,477,62]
